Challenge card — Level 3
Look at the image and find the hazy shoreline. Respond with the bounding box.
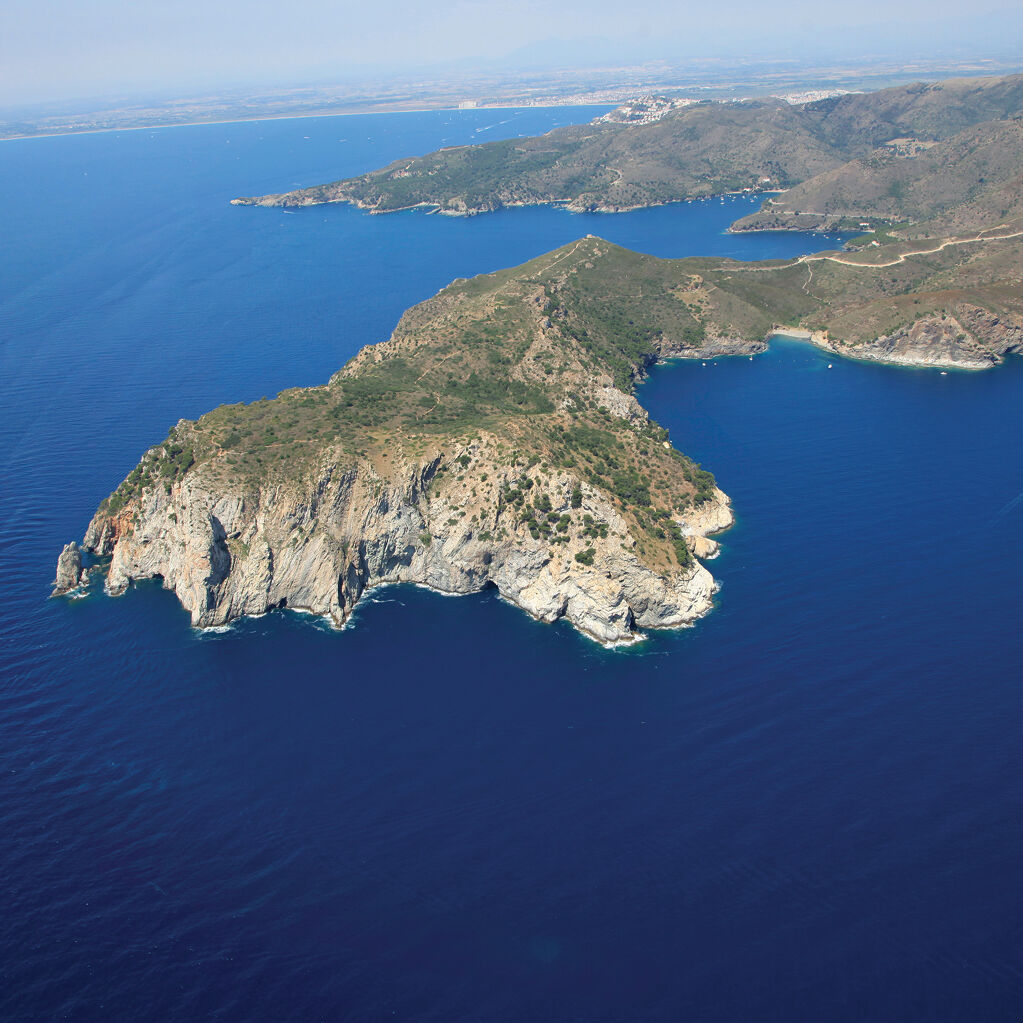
[0,102,612,143]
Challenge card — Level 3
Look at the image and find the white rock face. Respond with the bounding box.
[52,541,85,596]
[593,385,649,424]
[82,447,731,645]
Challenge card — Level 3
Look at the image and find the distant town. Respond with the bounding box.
[3,54,1020,140]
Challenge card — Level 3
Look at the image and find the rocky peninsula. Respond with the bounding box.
[62,238,736,644]
[59,233,1022,639]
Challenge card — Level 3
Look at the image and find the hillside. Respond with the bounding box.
[681,229,1023,367]
[232,74,1023,218]
[234,99,846,213]
[799,74,1023,150]
[731,117,1023,237]
[63,234,1022,640]
[69,238,735,644]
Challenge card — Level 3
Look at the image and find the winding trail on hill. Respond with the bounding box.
[531,238,590,279]
[721,227,1023,275]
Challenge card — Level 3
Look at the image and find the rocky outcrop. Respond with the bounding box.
[680,488,734,560]
[52,541,86,596]
[79,441,731,646]
[659,329,767,362]
[804,307,1023,369]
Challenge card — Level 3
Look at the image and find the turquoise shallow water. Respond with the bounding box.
[2,109,1022,1021]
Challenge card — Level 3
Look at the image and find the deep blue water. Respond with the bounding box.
[2,110,1022,1021]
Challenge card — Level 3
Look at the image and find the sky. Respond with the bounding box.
[2,0,1022,107]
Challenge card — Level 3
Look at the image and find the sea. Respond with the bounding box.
[2,107,1022,1022]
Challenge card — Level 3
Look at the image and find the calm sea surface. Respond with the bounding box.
[2,109,1022,1021]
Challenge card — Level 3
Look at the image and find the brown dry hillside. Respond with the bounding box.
[732,118,1023,237]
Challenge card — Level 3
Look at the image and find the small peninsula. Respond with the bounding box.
[60,232,1022,639]
[67,238,734,644]
[231,74,1023,225]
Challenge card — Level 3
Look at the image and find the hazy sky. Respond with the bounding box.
[3,0,1022,107]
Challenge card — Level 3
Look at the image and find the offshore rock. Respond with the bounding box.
[52,541,84,596]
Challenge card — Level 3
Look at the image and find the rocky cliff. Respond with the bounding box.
[59,234,1022,642]
[81,436,731,645]
[51,541,86,597]
[804,305,1023,369]
[68,237,738,645]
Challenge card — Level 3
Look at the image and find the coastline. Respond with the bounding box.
[767,327,997,371]
[82,481,733,648]
[0,102,612,144]
[236,188,778,216]
[663,325,1009,372]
